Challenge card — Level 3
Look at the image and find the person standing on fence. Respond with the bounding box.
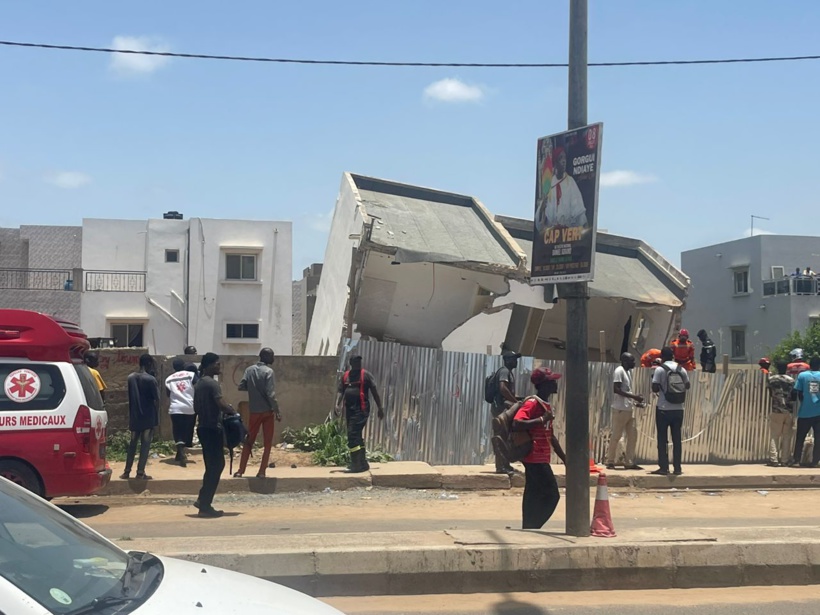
[696,329,717,373]
[670,329,697,373]
[767,361,795,467]
[605,353,645,470]
[121,354,159,481]
[336,355,384,473]
[235,348,281,479]
[193,352,237,518]
[788,356,820,468]
[512,367,566,529]
[165,358,198,467]
[650,346,690,476]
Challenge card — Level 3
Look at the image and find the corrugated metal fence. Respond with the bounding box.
[339,340,772,465]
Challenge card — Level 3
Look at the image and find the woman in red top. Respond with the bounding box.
[512,367,567,529]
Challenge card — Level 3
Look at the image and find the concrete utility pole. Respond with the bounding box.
[563,0,591,537]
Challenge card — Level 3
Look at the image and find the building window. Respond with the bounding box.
[733,269,749,295]
[165,249,180,263]
[111,323,144,348]
[771,265,785,279]
[226,323,259,340]
[730,329,746,359]
[225,254,257,281]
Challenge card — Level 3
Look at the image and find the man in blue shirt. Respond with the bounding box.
[789,356,820,468]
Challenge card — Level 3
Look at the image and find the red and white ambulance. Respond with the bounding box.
[0,309,110,498]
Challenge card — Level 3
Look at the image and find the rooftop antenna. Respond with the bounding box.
[751,214,769,237]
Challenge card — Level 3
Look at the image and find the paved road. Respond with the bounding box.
[323,587,820,615]
[59,488,820,539]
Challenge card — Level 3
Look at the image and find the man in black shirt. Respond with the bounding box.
[335,355,383,473]
[121,354,159,480]
[696,329,717,373]
[193,352,236,518]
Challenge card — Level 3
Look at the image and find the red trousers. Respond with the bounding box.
[238,411,275,476]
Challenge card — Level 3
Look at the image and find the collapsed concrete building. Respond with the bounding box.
[306,173,689,361]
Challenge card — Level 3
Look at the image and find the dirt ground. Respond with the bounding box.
[62,487,820,540]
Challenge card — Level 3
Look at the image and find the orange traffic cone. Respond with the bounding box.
[590,472,616,537]
[588,439,601,474]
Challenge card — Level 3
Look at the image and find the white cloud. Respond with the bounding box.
[423,78,485,103]
[599,170,658,188]
[109,36,171,76]
[306,209,334,233]
[45,171,92,189]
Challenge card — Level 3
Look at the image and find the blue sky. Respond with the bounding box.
[2,1,820,278]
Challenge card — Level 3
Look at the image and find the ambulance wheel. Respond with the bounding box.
[0,460,44,497]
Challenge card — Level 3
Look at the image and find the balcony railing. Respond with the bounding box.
[0,268,74,291]
[762,276,820,297]
[84,271,146,293]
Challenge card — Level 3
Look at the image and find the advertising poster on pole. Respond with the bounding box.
[530,123,603,285]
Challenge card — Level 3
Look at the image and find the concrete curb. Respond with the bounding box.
[131,527,820,597]
[101,466,820,496]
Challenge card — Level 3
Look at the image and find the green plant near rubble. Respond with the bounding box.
[282,421,393,467]
[106,430,178,462]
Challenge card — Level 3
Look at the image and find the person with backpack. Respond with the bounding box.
[335,355,384,473]
[788,356,820,468]
[487,350,522,476]
[193,352,237,518]
[650,346,690,476]
[511,367,566,529]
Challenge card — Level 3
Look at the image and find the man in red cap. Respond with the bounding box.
[759,358,771,375]
[512,367,567,529]
[670,329,697,373]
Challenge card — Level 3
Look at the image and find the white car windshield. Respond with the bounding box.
[0,477,146,614]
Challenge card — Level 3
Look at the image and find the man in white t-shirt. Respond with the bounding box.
[650,347,691,476]
[165,358,198,467]
[606,353,645,470]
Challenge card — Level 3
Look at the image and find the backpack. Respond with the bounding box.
[343,369,368,411]
[661,364,687,405]
[484,370,500,404]
[491,399,532,463]
[223,414,249,475]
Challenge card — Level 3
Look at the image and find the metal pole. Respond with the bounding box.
[564,0,591,537]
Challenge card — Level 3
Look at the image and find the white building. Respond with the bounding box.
[307,173,687,360]
[81,215,292,356]
[682,235,820,363]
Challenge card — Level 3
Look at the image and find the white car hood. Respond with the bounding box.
[135,555,344,615]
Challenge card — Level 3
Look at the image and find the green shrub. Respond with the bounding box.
[281,421,393,466]
[771,321,820,368]
[106,430,178,462]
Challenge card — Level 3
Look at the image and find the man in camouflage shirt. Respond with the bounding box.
[767,361,795,467]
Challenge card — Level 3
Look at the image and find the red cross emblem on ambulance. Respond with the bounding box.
[4,369,41,403]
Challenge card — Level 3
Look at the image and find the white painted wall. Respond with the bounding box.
[305,175,365,355]
[81,217,292,356]
[442,307,513,354]
[188,218,292,356]
[356,252,510,348]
